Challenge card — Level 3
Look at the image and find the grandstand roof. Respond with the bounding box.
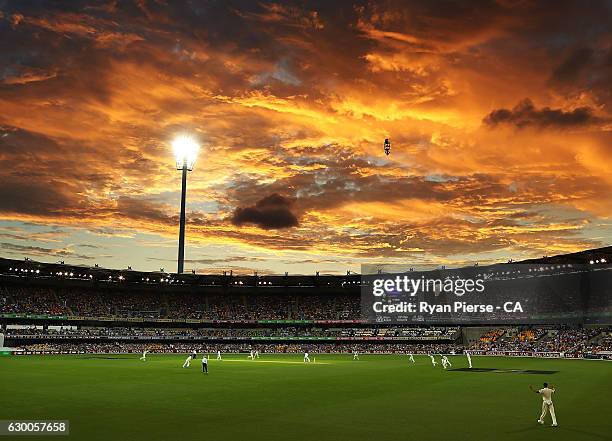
[0,246,609,291]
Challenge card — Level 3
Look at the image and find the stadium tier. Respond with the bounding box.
[1,249,611,360]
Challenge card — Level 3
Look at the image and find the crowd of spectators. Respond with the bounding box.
[470,326,609,353]
[1,285,362,320]
[535,328,603,353]
[0,286,64,316]
[4,325,459,340]
[16,341,464,355]
[7,324,610,357]
[581,332,612,354]
[2,283,610,358]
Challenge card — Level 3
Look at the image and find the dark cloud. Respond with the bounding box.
[551,47,593,83]
[483,98,600,128]
[115,197,175,225]
[0,179,85,216]
[0,242,94,260]
[232,193,298,229]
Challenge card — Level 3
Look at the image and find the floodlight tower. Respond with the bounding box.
[172,135,199,274]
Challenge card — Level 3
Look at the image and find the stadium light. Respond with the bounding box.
[172,134,200,275]
[172,135,199,171]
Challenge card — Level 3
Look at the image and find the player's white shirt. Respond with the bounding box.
[538,388,555,404]
[304,352,309,357]
[202,356,208,364]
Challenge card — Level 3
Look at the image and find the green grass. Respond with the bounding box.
[0,354,610,441]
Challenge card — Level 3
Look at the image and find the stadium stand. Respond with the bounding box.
[0,247,610,358]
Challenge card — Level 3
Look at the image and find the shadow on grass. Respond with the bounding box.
[450,368,559,374]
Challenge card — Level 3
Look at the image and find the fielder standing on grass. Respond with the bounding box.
[530,383,558,427]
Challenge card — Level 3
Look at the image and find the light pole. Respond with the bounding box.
[172,135,199,274]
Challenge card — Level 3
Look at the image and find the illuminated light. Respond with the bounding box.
[590,260,595,264]
[602,258,607,263]
[172,134,199,171]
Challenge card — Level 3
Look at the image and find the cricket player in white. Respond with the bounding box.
[140,349,149,361]
[353,351,359,360]
[530,383,557,426]
[217,350,222,360]
[182,354,192,368]
[429,354,437,366]
[255,350,260,358]
[249,350,254,360]
[441,355,452,369]
[408,353,415,363]
[304,352,311,363]
[466,351,472,368]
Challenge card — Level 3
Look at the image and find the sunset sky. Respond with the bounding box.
[0,0,610,274]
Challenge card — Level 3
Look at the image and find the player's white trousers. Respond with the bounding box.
[539,402,557,425]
